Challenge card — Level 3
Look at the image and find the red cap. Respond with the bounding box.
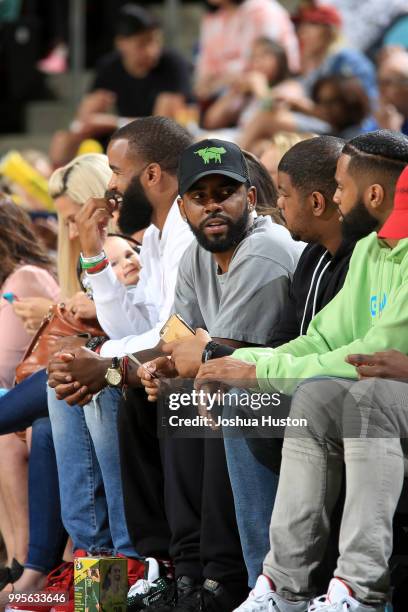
[378,166,408,239]
[292,5,342,28]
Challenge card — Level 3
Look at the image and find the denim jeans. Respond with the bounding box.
[26,417,67,574]
[0,371,65,574]
[0,369,48,434]
[47,386,138,557]
[224,437,279,588]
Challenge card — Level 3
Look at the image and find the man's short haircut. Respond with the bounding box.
[110,116,193,175]
[342,130,408,199]
[115,4,160,38]
[278,135,344,204]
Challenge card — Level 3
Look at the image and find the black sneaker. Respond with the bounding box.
[128,558,174,611]
[173,579,249,612]
[140,575,197,612]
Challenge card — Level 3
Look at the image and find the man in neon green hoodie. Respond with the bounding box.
[197,130,408,612]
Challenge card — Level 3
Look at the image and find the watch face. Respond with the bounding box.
[105,367,122,387]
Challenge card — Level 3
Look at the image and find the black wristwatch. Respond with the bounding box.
[201,341,220,363]
[85,336,106,352]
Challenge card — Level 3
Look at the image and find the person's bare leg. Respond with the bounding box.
[0,435,29,566]
[11,568,47,592]
[0,569,46,609]
[63,538,73,562]
[0,491,14,567]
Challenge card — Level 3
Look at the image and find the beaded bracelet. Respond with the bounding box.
[81,257,108,271]
[80,251,106,264]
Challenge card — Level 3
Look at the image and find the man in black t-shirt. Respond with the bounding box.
[88,4,192,120]
[50,4,193,166]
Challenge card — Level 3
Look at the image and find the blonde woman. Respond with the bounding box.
[0,154,113,594]
[13,153,113,332]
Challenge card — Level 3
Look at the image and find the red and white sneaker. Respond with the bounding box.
[308,578,387,612]
[234,575,308,612]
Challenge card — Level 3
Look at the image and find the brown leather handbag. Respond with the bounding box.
[15,303,106,384]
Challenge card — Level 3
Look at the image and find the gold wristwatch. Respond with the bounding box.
[104,357,123,387]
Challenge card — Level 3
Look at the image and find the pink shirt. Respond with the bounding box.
[196,0,300,84]
[0,265,60,388]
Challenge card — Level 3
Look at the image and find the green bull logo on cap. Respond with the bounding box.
[194,146,227,164]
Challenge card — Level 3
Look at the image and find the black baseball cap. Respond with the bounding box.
[178,138,250,196]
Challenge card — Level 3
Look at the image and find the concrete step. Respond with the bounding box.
[0,133,51,155]
[26,101,74,134]
[46,70,93,101]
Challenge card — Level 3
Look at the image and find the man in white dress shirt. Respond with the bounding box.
[46,117,194,585]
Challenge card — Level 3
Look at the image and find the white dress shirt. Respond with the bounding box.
[87,200,194,357]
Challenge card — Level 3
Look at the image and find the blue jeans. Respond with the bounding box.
[0,371,64,574]
[47,386,139,557]
[26,417,66,574]
[0,369,48,434]
[224,437,279,588]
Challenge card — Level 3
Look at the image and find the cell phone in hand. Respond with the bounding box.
[126,353,158,379]
[159,314,195,343]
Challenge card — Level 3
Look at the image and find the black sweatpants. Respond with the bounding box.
[118,387,171,558]
[118,388,248,587]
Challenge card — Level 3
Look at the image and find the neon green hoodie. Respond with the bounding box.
[233,232,408,393]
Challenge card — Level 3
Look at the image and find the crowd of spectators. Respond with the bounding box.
[1,1,408,612]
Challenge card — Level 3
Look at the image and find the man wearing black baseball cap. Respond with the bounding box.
[178,138,250,196]
[133,138,304,612]
[49,3,192,165]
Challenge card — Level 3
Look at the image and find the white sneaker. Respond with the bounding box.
[234,575,308,612]
[308,578,387,612]
[127,557,160,597]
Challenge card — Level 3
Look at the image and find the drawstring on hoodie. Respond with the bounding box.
[300,251,330,335]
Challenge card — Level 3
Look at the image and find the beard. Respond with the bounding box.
[187,207,250,253]
[341,198,379,242]
[118,174,153,234]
